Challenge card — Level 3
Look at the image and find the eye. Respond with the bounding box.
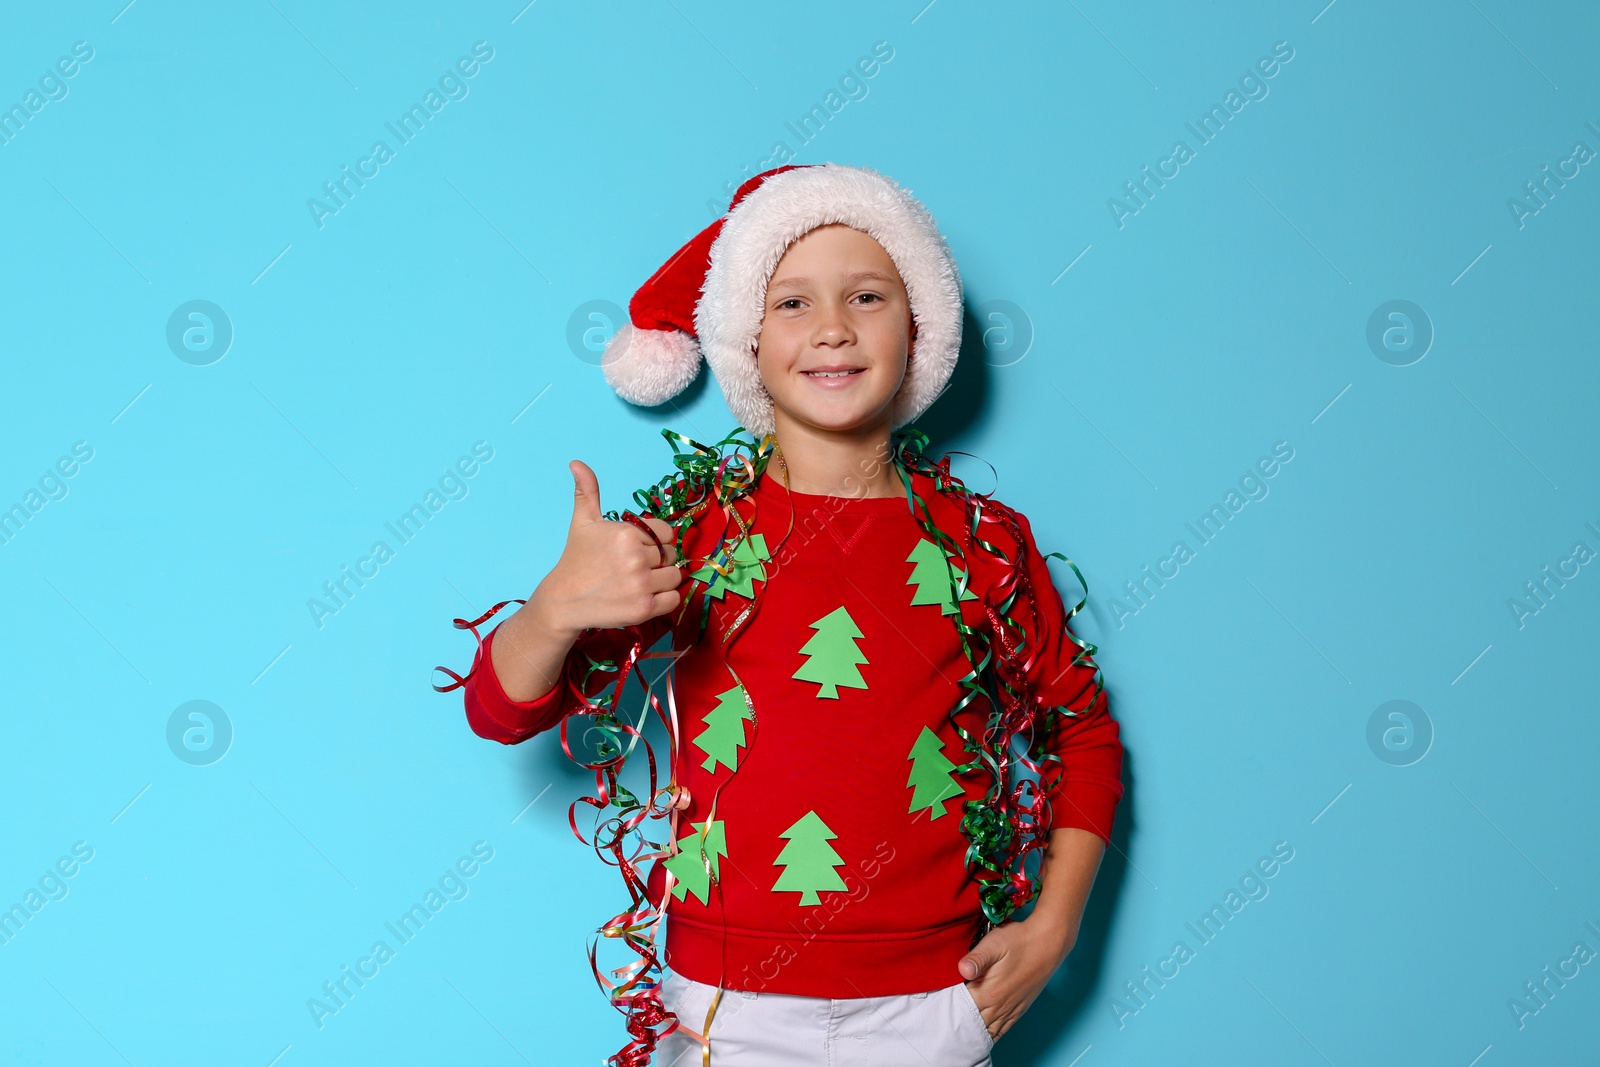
[856,292,883,304]
[777,297,803,310]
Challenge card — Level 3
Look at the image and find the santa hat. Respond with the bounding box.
[600,163,963,437]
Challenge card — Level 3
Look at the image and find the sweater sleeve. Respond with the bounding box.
[463,611,674,745]
[1011,510,1124,846]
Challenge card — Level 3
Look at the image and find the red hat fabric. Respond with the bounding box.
[599,166,806,414]
[601,163,962,437]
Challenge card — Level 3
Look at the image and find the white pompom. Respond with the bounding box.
[600,324,703,406]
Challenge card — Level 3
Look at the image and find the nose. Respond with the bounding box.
[812,297,855,347]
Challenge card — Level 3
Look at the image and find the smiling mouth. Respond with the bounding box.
[802,369,865,378]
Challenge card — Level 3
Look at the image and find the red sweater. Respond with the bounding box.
[462,466,1123,997]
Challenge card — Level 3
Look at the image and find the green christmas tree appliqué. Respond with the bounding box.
[661,819,727,905]
[792,606,869,699]
[905,725,963,819]
[905,538,978,615]
[692,684,754,772]
[771,810,848,906]
[690,533,771,601]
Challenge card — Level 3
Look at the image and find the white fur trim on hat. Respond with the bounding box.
[600,323,703,407]
[694,164,962,437]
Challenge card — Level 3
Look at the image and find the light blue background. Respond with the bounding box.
[2,1,1596,1064]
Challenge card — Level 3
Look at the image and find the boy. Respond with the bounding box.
[457,164,1123,1066]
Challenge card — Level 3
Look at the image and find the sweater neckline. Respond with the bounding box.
[752,465,917,511]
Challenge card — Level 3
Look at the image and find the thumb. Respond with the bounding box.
[958,947,994,982]
[568,460,602,526]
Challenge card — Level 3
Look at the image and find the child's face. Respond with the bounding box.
[754,224,914,438]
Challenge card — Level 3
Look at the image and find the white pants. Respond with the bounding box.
[655,969,995,1067]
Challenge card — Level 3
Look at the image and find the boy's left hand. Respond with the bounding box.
[956,915,1076,1042]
